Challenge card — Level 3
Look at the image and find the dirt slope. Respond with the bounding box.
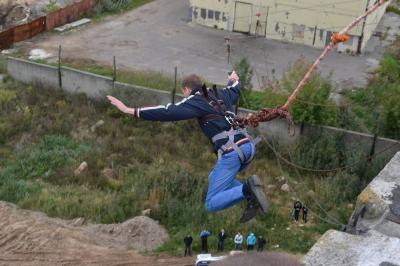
[0,201,193,266]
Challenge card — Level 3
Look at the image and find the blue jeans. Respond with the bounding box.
[205,142,255,212]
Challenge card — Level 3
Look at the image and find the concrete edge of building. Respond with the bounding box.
[303,151,400,266]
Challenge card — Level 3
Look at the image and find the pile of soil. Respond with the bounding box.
[0,201,192,266]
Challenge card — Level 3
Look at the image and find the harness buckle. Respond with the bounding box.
[224,111,240,129]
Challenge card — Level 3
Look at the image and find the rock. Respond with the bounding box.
[74,161,88,176]
[347,203,354,209]
[128,136,135,141]
[28,49,52,60]
[307,190,316,196]
[72,217,85,226]
[101,168,117,179]
[142,209,151,216]
[267,184,276,191]
[281,183,290,192]
[90,120,104,132]
[278,176,286,182]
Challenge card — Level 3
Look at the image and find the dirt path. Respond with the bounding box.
[0,201,193,266]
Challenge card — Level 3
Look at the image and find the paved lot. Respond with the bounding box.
[21,0,400,89]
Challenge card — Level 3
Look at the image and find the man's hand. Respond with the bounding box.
[229,71,239,84]
[106,95,135,115]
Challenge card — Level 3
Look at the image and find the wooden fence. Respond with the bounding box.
[0,0,96,50]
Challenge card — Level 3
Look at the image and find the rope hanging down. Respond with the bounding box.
[237,0,388,132]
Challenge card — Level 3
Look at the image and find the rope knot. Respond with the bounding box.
[331,33,349,45]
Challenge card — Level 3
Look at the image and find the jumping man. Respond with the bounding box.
[107,71,268,222]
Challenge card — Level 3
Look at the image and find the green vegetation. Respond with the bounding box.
[92,0,154,19]
[387,6,400,16]
[46,0,60,13]
[343,38,400,139]
[0,77,384,255]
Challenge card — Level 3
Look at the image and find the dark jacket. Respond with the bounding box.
[137,81,243,153]
[218,232,227,241]
[184,235,193,246]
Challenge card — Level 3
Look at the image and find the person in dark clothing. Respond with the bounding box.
[107,72,268,223]
[217,229,227,252]
[184,234,193,256]
[257,235,267,252]
[294,201,302,222]
[302,205,309,223]
[200,230,211,253]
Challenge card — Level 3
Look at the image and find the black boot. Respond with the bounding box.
[239,175,269,223]
[239,197,261,223]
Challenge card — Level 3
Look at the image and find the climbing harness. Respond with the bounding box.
[198,83,259,164]
[236,0,388,133]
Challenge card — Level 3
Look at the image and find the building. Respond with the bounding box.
[189,0,391,53]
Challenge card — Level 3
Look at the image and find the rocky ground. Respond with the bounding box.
[0,0,75,30]
[0,201,194,266]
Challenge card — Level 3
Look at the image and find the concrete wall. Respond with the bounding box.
[6,56,400,161]
[303,152,400,265]
[7,57,59,89]
[61,66,114,98]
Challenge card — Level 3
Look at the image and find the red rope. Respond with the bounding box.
[240,0,388,133]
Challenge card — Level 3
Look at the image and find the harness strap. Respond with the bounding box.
[213,128,259,164]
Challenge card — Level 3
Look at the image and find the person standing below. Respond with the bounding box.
[302,204,309,223]
[200,229,211,253]
[184,234,193,256]
[246,232,256,251]
[294,201,302,222]
[234,232,243,250]
[217,229,227,252]
[257,235,267,252]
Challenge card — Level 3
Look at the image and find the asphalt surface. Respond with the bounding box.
[21,0,400,89]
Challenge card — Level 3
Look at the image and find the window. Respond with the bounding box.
[215,11,220,21]
[208,10,214,19]
[201,8,206,19]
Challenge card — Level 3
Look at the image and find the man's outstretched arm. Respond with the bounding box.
[107,94,204,122]
[220,71,240,104]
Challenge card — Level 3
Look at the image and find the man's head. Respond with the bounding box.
[182,74,202,97]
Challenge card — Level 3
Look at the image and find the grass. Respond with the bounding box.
[90,0,155,21]
[0,78,377,255]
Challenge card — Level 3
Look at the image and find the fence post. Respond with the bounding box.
[58,45,62,89]
[112,56,116,89]
[171,66,177,104]
[368,134,378,161]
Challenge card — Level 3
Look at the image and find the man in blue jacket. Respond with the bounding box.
[107,71,268,222]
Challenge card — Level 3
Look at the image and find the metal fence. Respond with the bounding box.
[0,0,96,50]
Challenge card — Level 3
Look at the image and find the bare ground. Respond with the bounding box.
[0,201,194,266]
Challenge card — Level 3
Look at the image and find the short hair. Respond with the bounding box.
[182,74,202,90]
[213,252,301,266]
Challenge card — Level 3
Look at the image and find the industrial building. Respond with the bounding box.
[189,0,390,53]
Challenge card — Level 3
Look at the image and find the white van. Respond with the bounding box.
[195,254,226,266]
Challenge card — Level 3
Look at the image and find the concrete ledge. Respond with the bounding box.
[303,229,400,266]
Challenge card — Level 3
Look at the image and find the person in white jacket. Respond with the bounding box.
[234,232,243,250]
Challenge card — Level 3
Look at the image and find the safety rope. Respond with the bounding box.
[237,0,388,133]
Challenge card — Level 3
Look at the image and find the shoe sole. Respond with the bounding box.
[248,175,269,214]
